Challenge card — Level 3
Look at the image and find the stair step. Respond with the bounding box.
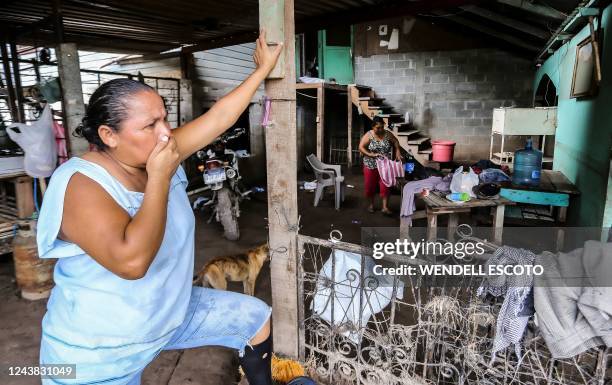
[396,129,419,137]
[418,148,433,154]
[378,113,402,118]
[392,122,411,127]
[359,96,385,101]
[408,136,430,145]
[354,84,372,90]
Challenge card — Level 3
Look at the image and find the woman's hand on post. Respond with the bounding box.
[146,134,181,181]
[253,29,283,75]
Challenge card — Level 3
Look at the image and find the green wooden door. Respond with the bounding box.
[318,27,353,84]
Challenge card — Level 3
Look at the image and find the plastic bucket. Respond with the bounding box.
[431,140,456,162]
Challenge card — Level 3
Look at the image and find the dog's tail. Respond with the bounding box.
[193,272,211,287]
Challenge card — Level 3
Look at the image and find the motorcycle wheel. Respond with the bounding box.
[217,188,240,241]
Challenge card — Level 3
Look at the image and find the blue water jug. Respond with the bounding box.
[512,138,542,186]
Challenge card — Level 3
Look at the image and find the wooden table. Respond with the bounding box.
[397,177,514,244]
[422,191,514,244]
[500,170,579,249]
[499,170,580,223]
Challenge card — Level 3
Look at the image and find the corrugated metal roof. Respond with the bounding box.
[1,0,391,53]
[0,0,583,56]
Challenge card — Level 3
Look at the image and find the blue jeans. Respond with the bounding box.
[126,287,271,385]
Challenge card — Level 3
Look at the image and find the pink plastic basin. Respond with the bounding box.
[431,140,456,162]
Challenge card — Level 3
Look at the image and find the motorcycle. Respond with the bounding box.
[194,127,255,241]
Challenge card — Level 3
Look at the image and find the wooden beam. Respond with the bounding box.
[436,12,540,52]
[347,85,353,170]
[14,176,34,219]
[12,15,55,38]
[496,0,567,20]
[181,31,259,54]
[316,85,325,160]
[536,0,597,62]
[9,41,25,123]
[16,29,175,54]
[460,5,550,40]
[159,0,480,58]
[492,205,505,245]
[260,0,299,359]
[56,43,89,155]
[0,43,20,124]
[259,0,285,79]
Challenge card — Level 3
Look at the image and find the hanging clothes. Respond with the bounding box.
[478,246,537,361]
[375,156,404,187]
[52,120,68,165]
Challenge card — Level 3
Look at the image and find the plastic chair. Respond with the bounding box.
[306,154,345,210]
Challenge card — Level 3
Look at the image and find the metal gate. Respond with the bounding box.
[296,231,610,385]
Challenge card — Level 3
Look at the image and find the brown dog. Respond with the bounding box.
[193,243,269,296]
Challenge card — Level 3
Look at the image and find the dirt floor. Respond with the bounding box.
[0,168,412,385]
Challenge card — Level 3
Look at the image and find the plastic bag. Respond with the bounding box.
[479,168,510,183]
[7,104,58,178]
[450,166,479,198]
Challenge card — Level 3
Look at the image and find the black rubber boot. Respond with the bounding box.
[239,334,273,385]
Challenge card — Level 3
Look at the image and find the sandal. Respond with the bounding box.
[368,206,375,213]
[381,209,393,216]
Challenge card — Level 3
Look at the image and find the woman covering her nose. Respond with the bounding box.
[37,31,282,385]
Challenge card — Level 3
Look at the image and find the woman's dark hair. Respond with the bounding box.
[74,78,155,148]
[372,116,385,127]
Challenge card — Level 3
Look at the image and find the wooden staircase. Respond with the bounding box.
[349,85,437,168]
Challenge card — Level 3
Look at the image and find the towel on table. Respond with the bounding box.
[399,175,451,226]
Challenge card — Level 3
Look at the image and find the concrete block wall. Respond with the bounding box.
[355,49,534,162]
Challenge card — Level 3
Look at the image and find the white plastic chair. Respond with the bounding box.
[306,154,345,210]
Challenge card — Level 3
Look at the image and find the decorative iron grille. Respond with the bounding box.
[296,230,610,385]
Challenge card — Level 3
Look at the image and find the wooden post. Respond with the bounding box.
[316,84,325,160]
[57,43,89,155]
[427,211,437,241]
[14,176,34,219]
[556,206,567,251]
[0,43,20,123]
[492,204,505,245]
[179,80,193,126]
[347,85,353,169]
[9,41,25,123]
[260,0,299,358]
[448,213,459,242]
[588,16,602,83]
